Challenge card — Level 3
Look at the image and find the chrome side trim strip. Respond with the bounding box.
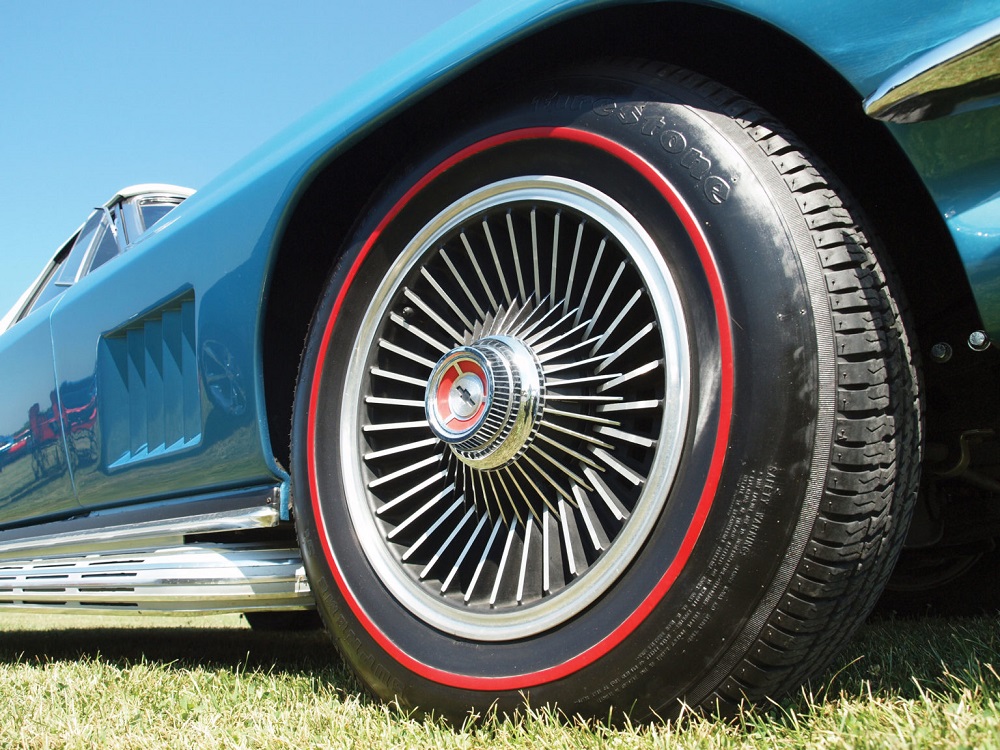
[0,543,313,614]
[865,17,1000,123]
[0,485,281,560]
[0,506,279,560]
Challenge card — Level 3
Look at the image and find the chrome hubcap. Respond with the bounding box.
[426,336,544,470]
[341,175,691,640]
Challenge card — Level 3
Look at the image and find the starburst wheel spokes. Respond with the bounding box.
[342,176,690,640]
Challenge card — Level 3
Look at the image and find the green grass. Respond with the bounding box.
[0,611,998,748]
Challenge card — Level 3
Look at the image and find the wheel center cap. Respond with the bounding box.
[448,371,486,419]
[430,354,489,436]
[425,336,544,470]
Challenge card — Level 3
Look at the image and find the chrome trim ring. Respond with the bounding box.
[341,176,690,641]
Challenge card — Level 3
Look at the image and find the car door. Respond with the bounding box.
[0,240,87,526]
[0,317,79,525]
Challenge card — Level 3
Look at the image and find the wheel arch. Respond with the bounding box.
[261,1,971,471]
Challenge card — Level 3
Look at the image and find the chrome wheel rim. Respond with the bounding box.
[340,176,690,640]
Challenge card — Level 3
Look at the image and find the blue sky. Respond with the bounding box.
[0,1,476,316]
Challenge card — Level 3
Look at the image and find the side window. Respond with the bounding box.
[138,200,181,232]
[87,212,121,273]
[18,192,188,323]
[25,257,69,316]
[55,210,103,286]
[53,208,123,282]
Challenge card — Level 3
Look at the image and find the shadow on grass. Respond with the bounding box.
[789,612,1000,712]
[0,616,351,681]
[0,609,997,726]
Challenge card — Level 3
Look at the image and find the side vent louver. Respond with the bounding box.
[99,290,201,468]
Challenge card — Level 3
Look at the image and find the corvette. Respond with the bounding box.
[2,0,998,721]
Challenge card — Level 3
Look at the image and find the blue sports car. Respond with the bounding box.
[2,0,998,721]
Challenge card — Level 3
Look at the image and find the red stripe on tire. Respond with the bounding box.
[306,127,734,690]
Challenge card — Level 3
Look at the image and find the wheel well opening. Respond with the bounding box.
[262,1,976,471]
[260,141,395,471]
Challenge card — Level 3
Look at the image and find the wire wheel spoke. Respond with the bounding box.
[345,176,690,641]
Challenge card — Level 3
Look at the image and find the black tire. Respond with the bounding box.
[292,61,920,720]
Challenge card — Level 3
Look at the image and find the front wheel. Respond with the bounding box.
[292,62,920,719]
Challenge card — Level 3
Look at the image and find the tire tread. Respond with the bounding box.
[639,61,921,711]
